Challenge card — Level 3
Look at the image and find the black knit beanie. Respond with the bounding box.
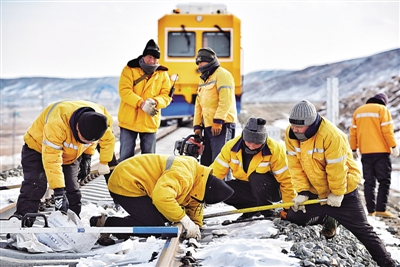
[204,174,234,204]
[142,39,160,59]
[77,112,108,141]
[242,118,268,144]
[366,92,388,106]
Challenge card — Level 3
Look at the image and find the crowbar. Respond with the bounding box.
[203,198,327,219]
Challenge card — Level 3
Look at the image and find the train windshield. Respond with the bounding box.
[203,32,231,57]
[168,32,196,57]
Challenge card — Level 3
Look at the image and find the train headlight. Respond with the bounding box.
[196,15,203,22]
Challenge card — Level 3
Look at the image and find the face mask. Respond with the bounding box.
[244,143,265,155]
[139,57,159,74]
[294,132,308,141]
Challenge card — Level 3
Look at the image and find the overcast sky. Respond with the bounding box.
[1,1,399,79]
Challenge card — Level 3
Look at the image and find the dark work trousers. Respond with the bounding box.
[96,145,119,206]
[361,154,392,213]
[16,144,81,217]
[105,193,169,238]
[286,189,396,267]
[119,127,156,162]
[95,145,119,184]
[200,123,235,177]
[224,172,282,217]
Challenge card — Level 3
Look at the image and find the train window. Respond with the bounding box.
[202,32,231,57]
[168,32,196,57]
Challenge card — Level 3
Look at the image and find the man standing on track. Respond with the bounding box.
[193,47,237,170]
[349,92,399,218]
[118,39,172,162]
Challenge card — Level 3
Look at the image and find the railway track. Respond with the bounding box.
[0,123,191,267]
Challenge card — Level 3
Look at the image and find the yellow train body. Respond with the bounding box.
[158,3,242,123]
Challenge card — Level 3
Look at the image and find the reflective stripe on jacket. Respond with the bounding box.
[108,154,211,226]
[23,100,115,189]
[118,65,171,133]
[349,103,396,154]
[285,118,361,198]
[210,135,296,203]
[193,67,237,127]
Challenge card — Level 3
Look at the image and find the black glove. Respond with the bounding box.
[77,154,91,182]
[53,188,69,214]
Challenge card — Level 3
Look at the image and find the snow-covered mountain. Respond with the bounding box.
[1,48,398,109]
[243,48,399,103]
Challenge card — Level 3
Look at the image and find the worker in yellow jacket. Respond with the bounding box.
[90,154,233,245]
[285,100,396,267]
[118,39,172,161]
[193,47,237,168]
[349,92,399,218]
[12,100,115,226]
[210,117,295,220]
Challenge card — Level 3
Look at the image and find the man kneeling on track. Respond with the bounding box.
[90,154,234,246]
[210,117,296,220]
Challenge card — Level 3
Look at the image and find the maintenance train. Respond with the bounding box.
[158,3,242,126]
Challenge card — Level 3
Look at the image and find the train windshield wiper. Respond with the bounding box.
[214,24,230,41]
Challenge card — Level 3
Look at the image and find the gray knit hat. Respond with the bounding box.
[289,100,317,126]
[196,47,217,65]
[242,118,268,144]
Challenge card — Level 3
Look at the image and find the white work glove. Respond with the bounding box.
[352,150,359,160]
[97,163,110,175]
[141,98,158,117]
[292,195,309,213]
[180,215,201,240]
[392,147,399,157]
[327,193,344,207]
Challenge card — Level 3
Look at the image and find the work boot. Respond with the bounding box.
[97,233,115,246]
[375,211,394,218]
[368,212,376,216]
[321,216,338,239]
[90,214,115,246]
[90,214,107,227]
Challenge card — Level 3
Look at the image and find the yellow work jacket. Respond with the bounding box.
[210,135,296,203]
[193,67,237,127]
[108,154,211,227]
[349,103,397,154]
[118,64,171,133]
[285,118,361,199]
[23,100,115,189]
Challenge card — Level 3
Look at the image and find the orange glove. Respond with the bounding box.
[211,123,222,136]
[279,209,288,220]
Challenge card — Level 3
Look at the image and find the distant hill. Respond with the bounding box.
[243,48,399,103]
[1,48,398,110]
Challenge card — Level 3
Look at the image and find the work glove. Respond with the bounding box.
[279,209,288,220]
[180,215,201,240]
[352,150,359,160]
[211,123,222,136]
[53,188,69,214]
[97,163,110,175]
[194,129,202,139]
[327,193,344,207]
[141,98,158,117]
[77,154,91,182]
[292,195,309,213]
[392,147,399,157]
